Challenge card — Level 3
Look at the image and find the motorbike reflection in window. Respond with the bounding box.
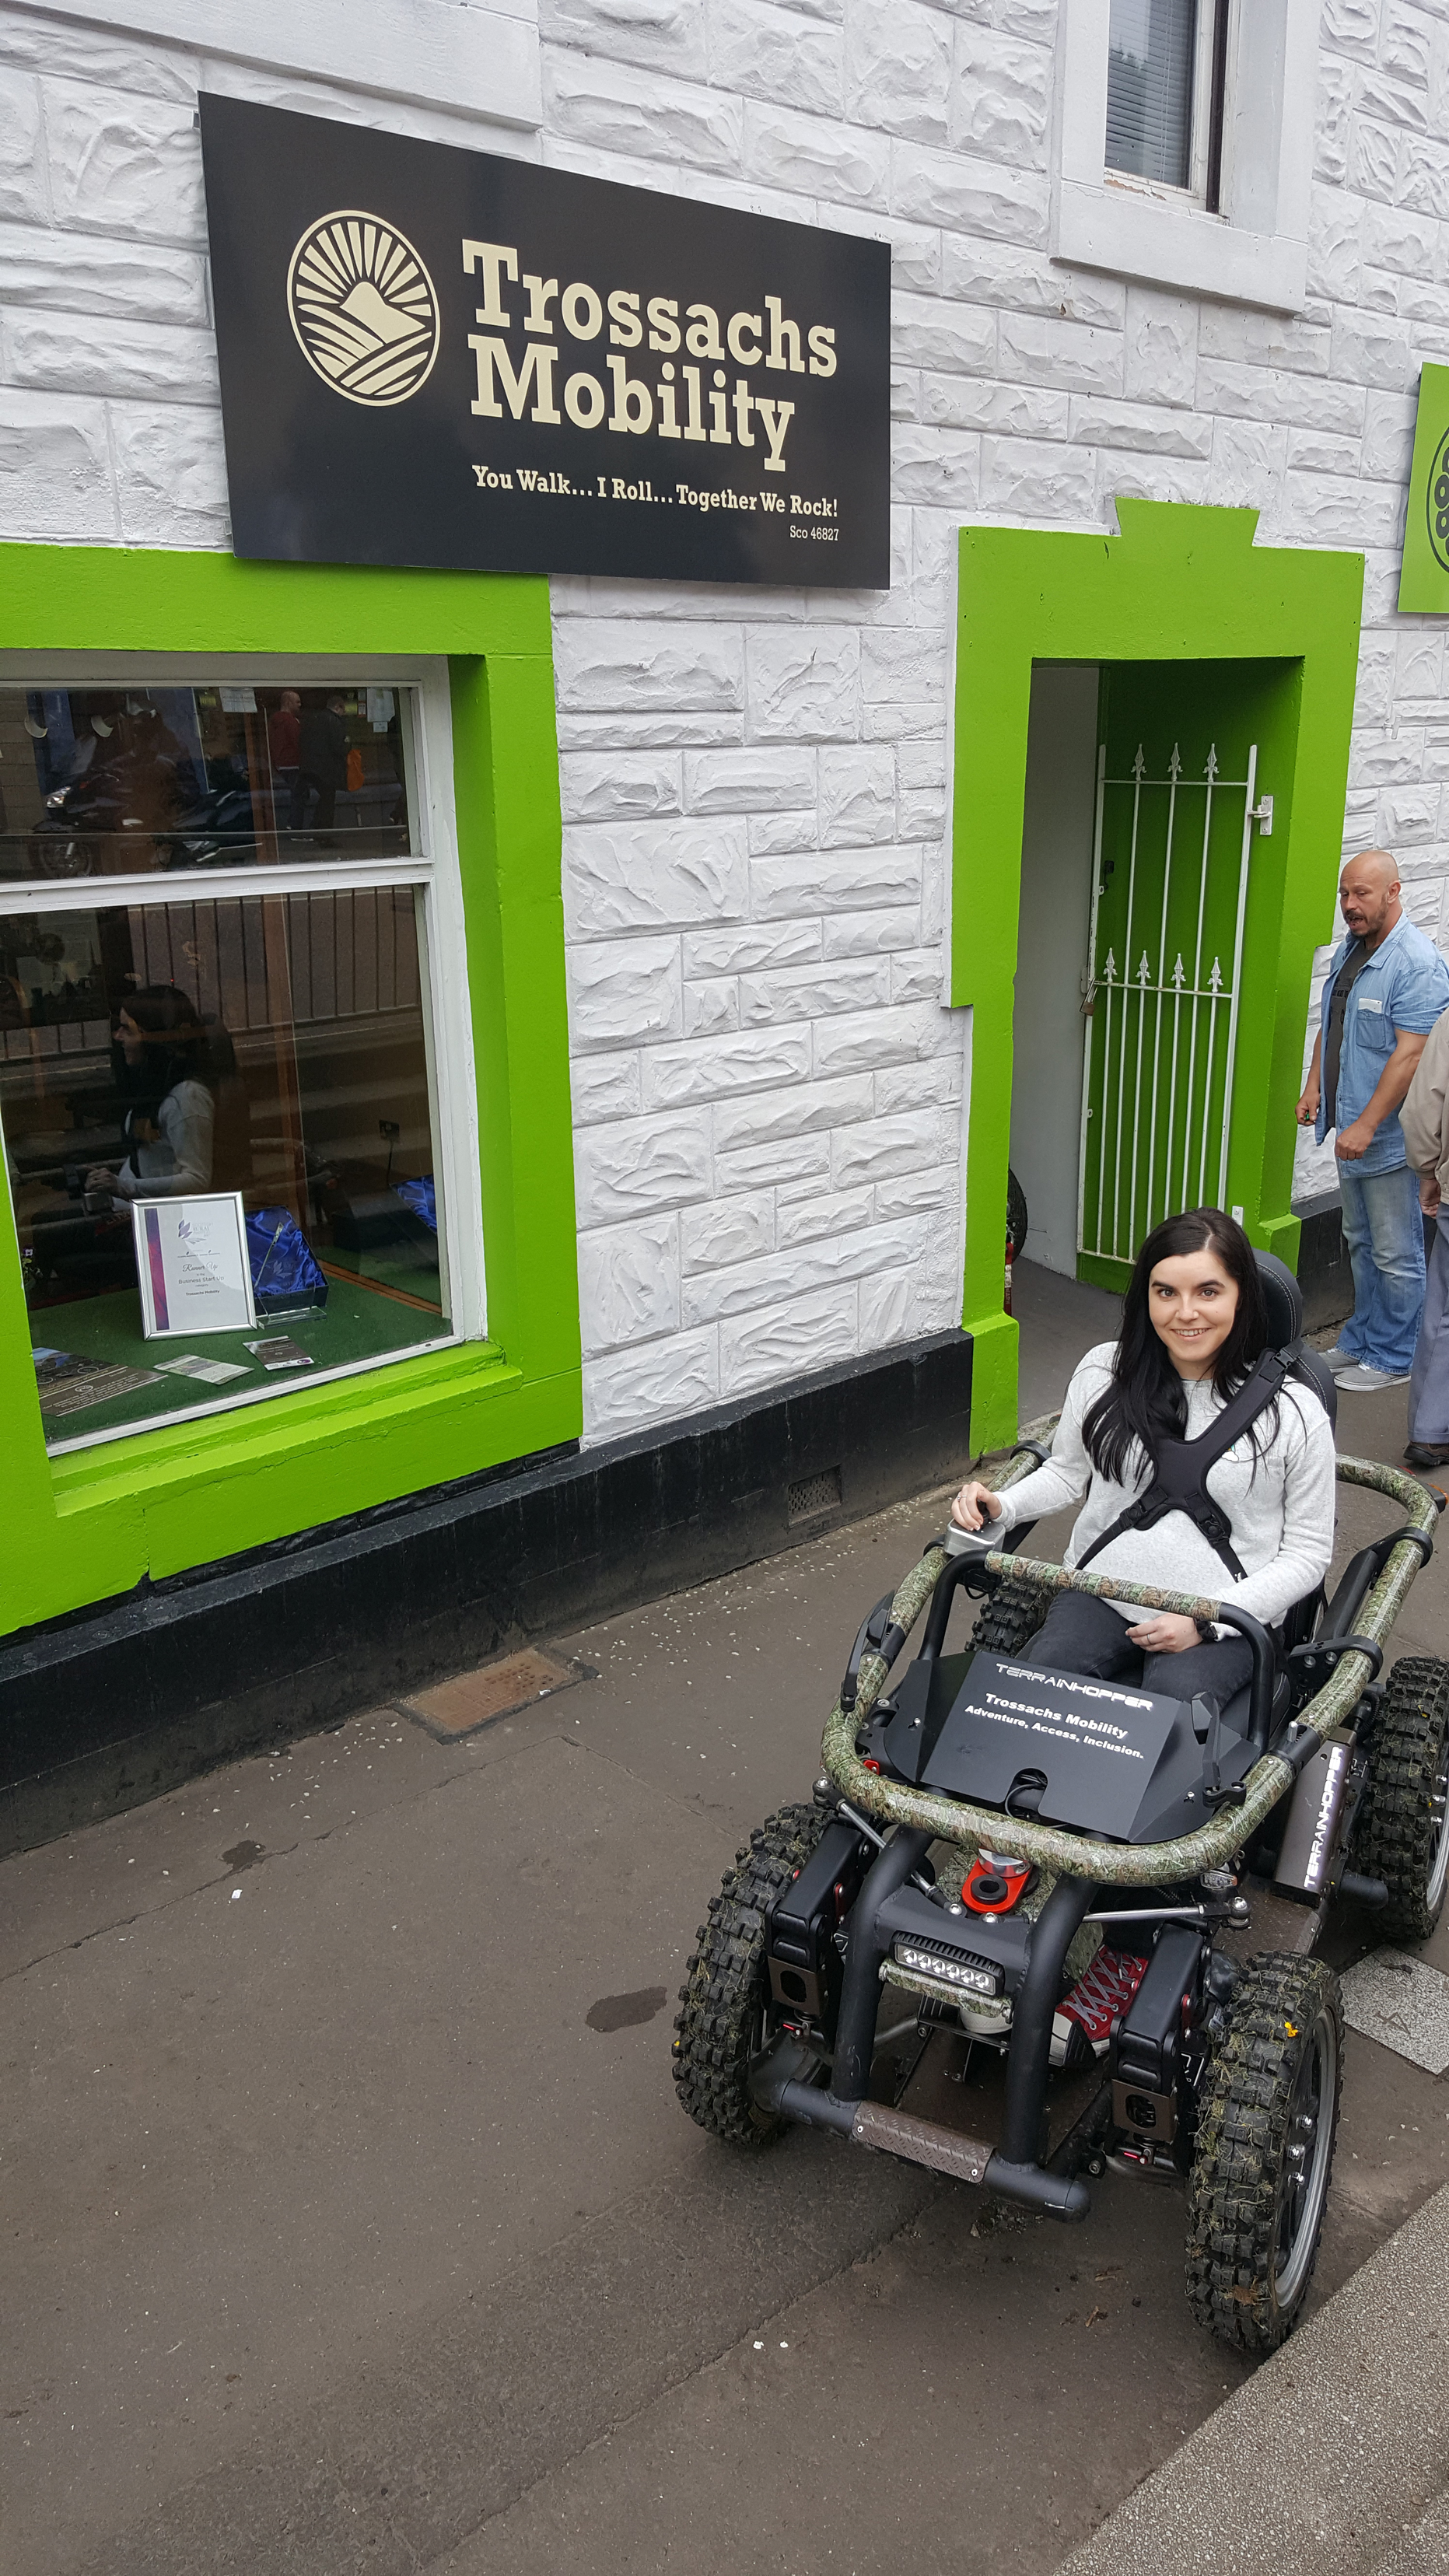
[8,684,414,880]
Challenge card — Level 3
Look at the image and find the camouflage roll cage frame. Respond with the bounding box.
[822,1431,1440,1885]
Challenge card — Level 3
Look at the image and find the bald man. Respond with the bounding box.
[1297,850,1449,1392]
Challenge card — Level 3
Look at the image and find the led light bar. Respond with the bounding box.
[893,1938,1001,1998]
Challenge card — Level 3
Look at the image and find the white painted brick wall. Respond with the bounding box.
[0,0,1444,1445]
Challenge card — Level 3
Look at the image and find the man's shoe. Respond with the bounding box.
[1405,1441,1449,1468]
[1337,1364,1412,1391]
[1321,1345,1364,1376]
[1050,1947,1150,2068]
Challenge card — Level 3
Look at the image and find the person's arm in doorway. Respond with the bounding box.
[1295,1031,1321,1129]
[1402,1010,1449,1216]
[1334,1027,1429,1163]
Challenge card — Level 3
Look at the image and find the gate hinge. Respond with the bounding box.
[1250,793,1273,835]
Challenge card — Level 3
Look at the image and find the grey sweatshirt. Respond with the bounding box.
[977,1342,1336,1627]
[1401,1001,1449,1202]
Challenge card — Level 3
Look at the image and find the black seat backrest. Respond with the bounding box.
[1255,1247,1336,1432]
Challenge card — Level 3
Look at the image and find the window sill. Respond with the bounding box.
[1054,177,1308,313]
[48,1334,520,1509]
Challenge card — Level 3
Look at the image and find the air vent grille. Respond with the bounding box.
[787,1467,842,1524]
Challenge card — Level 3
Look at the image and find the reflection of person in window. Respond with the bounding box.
[269,688,301,772]
[269,688,302,827]
[289,693,348,842]
[86,985,215,1202]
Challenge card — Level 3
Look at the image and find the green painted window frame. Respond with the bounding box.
[0,544,580,1638]
[951,500,1363,1454]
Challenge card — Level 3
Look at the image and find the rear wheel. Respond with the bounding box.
[973,1571,1051,1658]
[1355,1657,1449,1943]
[1185,1954,1342,2356]
[673,1803,829,2149]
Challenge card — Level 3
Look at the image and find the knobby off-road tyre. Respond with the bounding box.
[1185,1953,1343,2357]
[1356,1656,1449,1944]
[973,1572,1051,1659]
[673,1803,830,2149]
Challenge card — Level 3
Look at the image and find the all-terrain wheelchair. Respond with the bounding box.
[674,1254,1449,2353]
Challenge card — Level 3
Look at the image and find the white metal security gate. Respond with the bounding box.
[1077,739,1261,1264]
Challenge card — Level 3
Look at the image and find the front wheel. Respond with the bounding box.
[672,1803,828,2149]
[1185,1954,1343,2356]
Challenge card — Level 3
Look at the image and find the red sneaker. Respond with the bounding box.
[1050,1948,1150,2069]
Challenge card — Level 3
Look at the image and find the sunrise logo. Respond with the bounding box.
[286,211,440,407]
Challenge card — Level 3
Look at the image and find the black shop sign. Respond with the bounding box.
[199,98,891,589]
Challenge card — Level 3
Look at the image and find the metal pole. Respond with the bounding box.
[1216,744,1259,1208]
[1181,746,1218,1210]
[1199,958,1224,1204]
[1078,742,1108,1258]
[1146,744,1181,1236]
[1129,948,1150,1252]
[1113,748,1145,1259]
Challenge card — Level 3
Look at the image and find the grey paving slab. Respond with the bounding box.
[1055,2184,1449,2576]
[1342,1951,1449,2074]
[1369,2488,1449,2576]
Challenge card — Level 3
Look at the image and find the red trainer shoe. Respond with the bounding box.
[1050,1948,1150,2070]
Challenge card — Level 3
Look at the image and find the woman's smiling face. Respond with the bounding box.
[1146,1248,1239,1378]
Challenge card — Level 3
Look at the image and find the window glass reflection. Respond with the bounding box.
[1105,0,1199,191]
[3,888,449,1444]
[0,684,416,881]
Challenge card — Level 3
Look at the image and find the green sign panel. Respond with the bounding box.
[1398,362,1449,612]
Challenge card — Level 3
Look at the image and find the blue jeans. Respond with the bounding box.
[1337,1161,1426,1376]
[1409,1213,1449,1443]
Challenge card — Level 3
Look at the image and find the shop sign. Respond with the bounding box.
[200,99,891,590]
[1398,362,1449,612]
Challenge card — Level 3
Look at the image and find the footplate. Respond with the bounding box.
[852,2098,992,2183]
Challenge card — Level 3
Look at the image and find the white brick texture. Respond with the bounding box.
[1,0,1440,1450]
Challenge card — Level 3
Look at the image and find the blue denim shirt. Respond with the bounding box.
[1316,914,1449,1174]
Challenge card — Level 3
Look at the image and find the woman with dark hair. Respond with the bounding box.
[950,1207,1336,2060]
[952,1207,1335,1706]
[86,985,216,1202]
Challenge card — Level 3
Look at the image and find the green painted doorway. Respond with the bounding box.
[952,503,1363,1455]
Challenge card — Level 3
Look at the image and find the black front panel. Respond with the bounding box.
[878,1648,1256,1845]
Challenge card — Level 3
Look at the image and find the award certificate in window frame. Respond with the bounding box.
[131,1194,258,1339]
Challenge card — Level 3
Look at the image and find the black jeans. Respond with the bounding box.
[289,769,337,832]
[1020,1589,1253,1707]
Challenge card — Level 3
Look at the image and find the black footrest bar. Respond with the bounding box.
[766,2079,1092,2220]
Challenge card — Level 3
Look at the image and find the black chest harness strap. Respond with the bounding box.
[1074,1349,1293,1584]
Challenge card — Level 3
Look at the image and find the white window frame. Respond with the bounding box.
[1053,0,1321,313]
[0,650,485,1451]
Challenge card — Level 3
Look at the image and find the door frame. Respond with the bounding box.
[951,500,1363,1454]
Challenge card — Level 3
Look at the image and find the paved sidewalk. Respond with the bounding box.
[1059,2184,1449,2576]
[4,1328,1448,2574]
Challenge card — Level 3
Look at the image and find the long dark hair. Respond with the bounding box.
[114,984,215,1124]
[1083,1208,1275,1483]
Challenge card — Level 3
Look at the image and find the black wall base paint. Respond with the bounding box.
[1296,1203,1354,1334]
[1295,1198,1437,1336]
[0,1326,973,1857]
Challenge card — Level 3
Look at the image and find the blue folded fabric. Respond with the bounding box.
[246,1206,328,1310]
[395,1175,437,1234]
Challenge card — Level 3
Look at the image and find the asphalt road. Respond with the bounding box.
[5,1374,1449,2576]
